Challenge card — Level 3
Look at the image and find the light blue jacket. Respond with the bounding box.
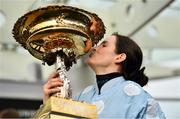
[75,76,166,119]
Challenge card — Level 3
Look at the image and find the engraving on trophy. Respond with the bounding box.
[56,13,67,24]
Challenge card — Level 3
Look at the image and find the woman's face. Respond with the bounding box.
[87,35,118,70]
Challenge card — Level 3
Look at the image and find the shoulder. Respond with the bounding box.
[122,80,145,97]
[123,81,142,96]
[122,81,165,118]
[119,80,152,107]
[110,77,147,98]
[111,79,149,103]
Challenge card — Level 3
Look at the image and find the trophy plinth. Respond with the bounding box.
[34,97,97,119]
[12,5,105,119]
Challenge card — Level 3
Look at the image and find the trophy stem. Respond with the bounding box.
[55,55,72,98]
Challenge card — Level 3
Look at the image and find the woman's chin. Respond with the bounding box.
[87,58,94,66]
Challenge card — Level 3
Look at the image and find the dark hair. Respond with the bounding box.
[112,32,148,87]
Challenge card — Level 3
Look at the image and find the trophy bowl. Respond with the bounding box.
[12,5,105,70]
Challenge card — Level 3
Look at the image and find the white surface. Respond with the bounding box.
[144,76,180,98]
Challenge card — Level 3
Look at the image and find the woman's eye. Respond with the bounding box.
[102,44,106,47]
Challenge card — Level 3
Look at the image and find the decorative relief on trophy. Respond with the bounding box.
[12,5,105,118]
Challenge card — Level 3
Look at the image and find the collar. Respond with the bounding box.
[96,72,122,94]
[96,75,124,95]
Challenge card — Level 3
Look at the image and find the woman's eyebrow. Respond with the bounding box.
[101,40,108,45]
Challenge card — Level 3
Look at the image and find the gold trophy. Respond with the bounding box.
[12,5,105,119]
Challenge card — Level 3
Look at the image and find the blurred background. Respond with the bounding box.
[0,0,179,118]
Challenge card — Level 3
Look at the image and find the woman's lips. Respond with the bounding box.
[89,49,96,57]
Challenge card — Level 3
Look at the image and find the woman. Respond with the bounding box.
[43,33,166,118]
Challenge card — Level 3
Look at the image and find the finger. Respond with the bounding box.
[47,77,63,83]
[45,81,63,90]
[49,71,59,79]
[46,88,60,95]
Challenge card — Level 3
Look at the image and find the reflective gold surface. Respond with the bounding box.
[12,5,105,68]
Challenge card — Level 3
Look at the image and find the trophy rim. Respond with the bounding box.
[13,5,105,48]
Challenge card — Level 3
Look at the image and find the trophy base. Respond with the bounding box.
[33,96,97,119]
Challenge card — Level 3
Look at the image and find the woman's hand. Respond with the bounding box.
[43,71,64,103]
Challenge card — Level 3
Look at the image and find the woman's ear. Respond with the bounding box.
[115,53,126,63]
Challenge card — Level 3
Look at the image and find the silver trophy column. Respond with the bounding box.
[55,55,72,98]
